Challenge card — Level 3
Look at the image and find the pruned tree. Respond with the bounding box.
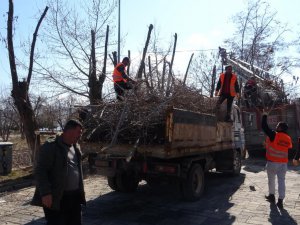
[6,0,48,158]
[165,33,177,97]
[137,24,154,79]
[35,0,117,103]
[189,51,219,96]
[144,27,172,95]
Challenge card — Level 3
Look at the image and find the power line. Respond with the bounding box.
[146,48,218,54]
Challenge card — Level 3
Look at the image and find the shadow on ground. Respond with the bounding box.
[242,155,266,173]
[243,155,300,174]
[79,172,245,225]
[22,156,300,225]
[268,203,298,225]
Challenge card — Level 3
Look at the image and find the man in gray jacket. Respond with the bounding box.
[31,119,86,225]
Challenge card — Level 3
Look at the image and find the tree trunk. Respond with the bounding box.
[148,55,153,89]
[11,82,40,161]
[99,25,109,101]
[110,51,118,67]
[7,0,48,163]
[210,65,217,97]
[161,57,166,95]
[89,30,101,105]
[183,53,194,86]
[137,24,153,79]
[166,33,177,97]
[127,50,131,76]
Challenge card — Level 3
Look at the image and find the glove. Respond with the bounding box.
[214,91,218,97]
[292,159,299,166]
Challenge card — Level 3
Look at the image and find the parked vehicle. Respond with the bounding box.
[87,102,245,201]
[219,47,299,157]
[242,100,300,157]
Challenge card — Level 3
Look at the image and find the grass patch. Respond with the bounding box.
[0,167,33,183]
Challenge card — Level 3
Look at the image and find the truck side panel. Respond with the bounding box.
[163,108,234,158]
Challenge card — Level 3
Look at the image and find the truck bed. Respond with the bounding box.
[82,108,234,159]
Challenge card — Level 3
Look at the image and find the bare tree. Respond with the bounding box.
[144,27,172,95]
[165,33,177,97]
[226,0,290,75]
[140,26,171,95]
[137,24,154,79]
[35,0,117,103]
[0,93,19,141]
[6,0,48,157]
[189,51,219,96]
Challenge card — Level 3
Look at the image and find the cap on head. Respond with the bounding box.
[122,57,130,63]
[225,64,232,70]
[277,122,288,132]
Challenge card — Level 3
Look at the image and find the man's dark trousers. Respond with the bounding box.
[43,190,82,225]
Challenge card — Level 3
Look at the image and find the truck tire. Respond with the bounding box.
[107,176,119,191]
[145,177,161,188]
[231,150,242,175]
[116,170,139,193]
[181,164,204,201]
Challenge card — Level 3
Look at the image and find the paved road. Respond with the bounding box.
[0,157,300,225]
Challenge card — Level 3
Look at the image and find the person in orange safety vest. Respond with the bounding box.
[112,57,136,101]
[262,109,292,209]
[215,64,240,122]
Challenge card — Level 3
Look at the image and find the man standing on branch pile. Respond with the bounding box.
[262,109,292,210]
[215,65,240,122]
[112,57,136,101]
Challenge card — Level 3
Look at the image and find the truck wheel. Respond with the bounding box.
[107,176,119,191]
[231,150,242,175]
[181,164,204,201]
[116,170,139,193]
[145,177,161,188]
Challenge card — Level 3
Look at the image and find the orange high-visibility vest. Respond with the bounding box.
[265,132,292,163]
[218,73,237,96]
[112,63,127,83]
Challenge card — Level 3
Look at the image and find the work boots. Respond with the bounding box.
[265,194,275,203]
[276,199,284,209]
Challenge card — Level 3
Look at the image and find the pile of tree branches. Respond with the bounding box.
[80,83,217,145]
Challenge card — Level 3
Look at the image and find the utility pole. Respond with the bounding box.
[118,0,121,62]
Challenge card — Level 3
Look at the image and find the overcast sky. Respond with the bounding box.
[1,0,299,93]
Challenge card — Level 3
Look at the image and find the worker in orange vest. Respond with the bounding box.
[112,57,136,101]
[262,109,293,209]
[214,65,240,122]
